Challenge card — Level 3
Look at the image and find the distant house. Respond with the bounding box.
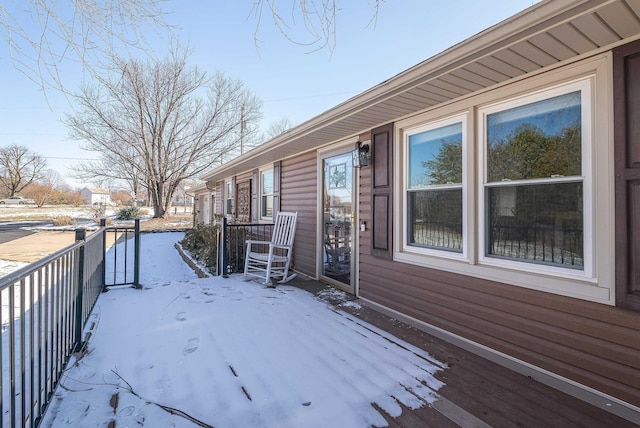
[171,192,195,207]
[80,187,112,205]
[191,182,215,225]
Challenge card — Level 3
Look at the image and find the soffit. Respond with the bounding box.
[202,0,640,182]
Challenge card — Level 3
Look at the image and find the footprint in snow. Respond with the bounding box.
[176,312,187,321]
[118,405,145,425]
[118,405,136,417]
[183,338,199,355]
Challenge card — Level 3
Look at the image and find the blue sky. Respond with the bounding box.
[0,1,537,189]
[487,91,582,144]
[409,123,462,188]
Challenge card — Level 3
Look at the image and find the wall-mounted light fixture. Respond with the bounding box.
[352,140,370,168]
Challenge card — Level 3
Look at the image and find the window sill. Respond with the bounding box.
[394,250,611,305]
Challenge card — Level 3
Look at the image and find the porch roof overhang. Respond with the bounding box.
[201,0,640,183]
[187,182,209,194]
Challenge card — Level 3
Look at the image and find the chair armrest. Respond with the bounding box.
[271,244,292,251]
[246,239,270,245]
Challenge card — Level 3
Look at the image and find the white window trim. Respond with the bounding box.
[478,77,594,279]
[393,54,614,305]
[401,113,469,261]
[259,165,274,221]
[224,179,233,216]
[316,137,359,284]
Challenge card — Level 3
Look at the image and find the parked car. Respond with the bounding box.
[0,196,36,205]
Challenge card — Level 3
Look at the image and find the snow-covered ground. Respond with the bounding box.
[0,259,28,278]
[35,233,445,428]
[0,204,117,220]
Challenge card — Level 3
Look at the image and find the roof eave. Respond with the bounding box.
[200,0,625,183]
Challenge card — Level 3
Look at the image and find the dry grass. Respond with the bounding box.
[51,216,75,226]
[122,214,193,231]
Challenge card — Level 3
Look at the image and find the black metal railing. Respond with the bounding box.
[410,221,463,251]
[220,218,274,276]
[409,219,583,267]
[103,219,141,289]
[0,226,105,428]
[489,222,583,267]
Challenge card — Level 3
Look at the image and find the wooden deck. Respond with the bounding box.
[289,277,638,428]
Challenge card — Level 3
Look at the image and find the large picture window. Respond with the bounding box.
[406,119,464,252]
[482,86,586,270]
[261,170,274,219]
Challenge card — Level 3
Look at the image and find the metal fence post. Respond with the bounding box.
[73,228,86,351]
[222,217,229,278]
[100,218,107,292]
[134,219,141,289]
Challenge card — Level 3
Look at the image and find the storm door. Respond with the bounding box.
[321,151,355,291]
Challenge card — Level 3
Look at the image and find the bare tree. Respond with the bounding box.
[21,169,66,207]
[65,50,262,218]
[265,116,296,140]
[1,1,384,96]
[0,145,48,196]
[72,143,145,201]
[62,190,86,207]
[111,189,134,206]
[0,0,170,93]
[250,0,383,53]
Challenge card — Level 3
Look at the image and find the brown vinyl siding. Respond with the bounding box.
[281,151,317,277]
[358,242,640,407]
[236,171,253,183]
[358,156,372,259]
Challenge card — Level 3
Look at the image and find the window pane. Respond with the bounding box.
[409,123,462,188]
[262,171,273,194]
[225,182,233,214]
[261,195,273,217]
[487,182,583,268]
[487,91,581,182]
[408,189,462,252]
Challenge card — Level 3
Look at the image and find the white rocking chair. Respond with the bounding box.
[244,211,298,285]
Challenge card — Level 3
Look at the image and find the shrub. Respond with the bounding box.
[90,203,106,219]
[180,224,219,274]
[117,206,141,220]
[51,216,75,226]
